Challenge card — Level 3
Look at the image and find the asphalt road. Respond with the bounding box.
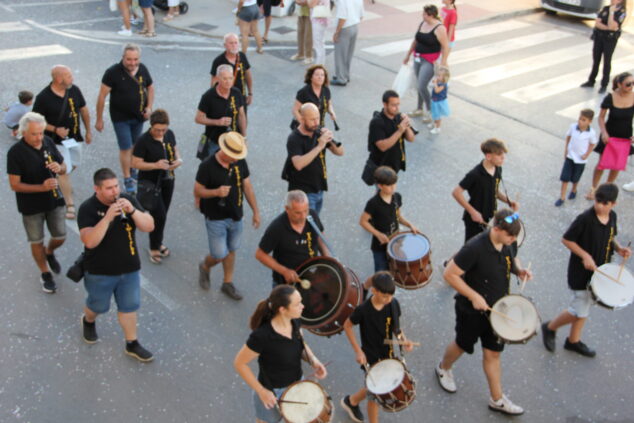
[0,2,633,422]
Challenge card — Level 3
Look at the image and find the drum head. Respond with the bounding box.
[590,263,634,309]
[280,381,326,423]
[296,258,346,326]
[388,233,431,262]
[366,359,405,395]
[490,295,540,342]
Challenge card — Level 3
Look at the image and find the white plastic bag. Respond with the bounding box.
[109,0,117,12]
[392,64,416,97]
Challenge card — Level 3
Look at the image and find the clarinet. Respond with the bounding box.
[315,126,342,148]
[394,113,419,135]
[42,150,61,199]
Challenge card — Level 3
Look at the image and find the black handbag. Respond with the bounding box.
[361,158,378,186]
[66,252,85,283]
[137,178,162,211]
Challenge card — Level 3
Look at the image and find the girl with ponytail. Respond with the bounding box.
[234,285,327,423]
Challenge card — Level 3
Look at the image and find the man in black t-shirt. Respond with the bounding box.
[33,65,91,220]
[196,64,247,160]
[95,44,154,194]
[341,272,413,423]
[542,184,631,358]
[452,138,518,243]
[366,90,415,178]
[195,132,260,301]
[7,112,67,293]
[77,168,155,362]
[436,209,531,416]
[284,103,344,215]
[256,190,331,286]
[211,33,253,109]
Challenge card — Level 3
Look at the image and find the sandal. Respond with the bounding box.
[585,188,595,200]
[137,28,149,35]
[65,204,76,220]
[144,31,157,38]
[148,250,162,264]
[163,14,175,21]
[159,246,170,258]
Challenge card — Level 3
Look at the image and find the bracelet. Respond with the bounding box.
[129,208,136,216]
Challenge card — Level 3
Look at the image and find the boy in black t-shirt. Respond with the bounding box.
[360,166,419,272]
[452,139,518,243]
[341,272,413,423]
[542,183,631,358]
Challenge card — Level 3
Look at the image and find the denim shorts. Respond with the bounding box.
[84,270,141,314]
[568,289,592,318]
[306,191,323,216]
[205,218,243,259]
[372,250,389,272]
[252,387,285,423]
[113,119,144,151]
[238,4,260,22]
[22,205,66,244]
[138,0,152,7]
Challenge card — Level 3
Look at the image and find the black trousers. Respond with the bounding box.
[149,178,175,250]
[464,219,485,244]
[588,35,619,88]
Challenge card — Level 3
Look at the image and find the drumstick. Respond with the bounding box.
[617,241,631,282]
[364,363,377,386]
[305,360,332,379]
[383,339,421,347]
[595,268,625,286]
[519,262,532,294]
[488,307,517,324]
[278,399,309,405]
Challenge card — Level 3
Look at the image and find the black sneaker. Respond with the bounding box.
[81,315,98,344]
[46,253,61,274]
[580,80,594,88]
[542,321,556,352]
[598,85,607,94]
[341,395,364,422]
[564,338,596,358]
[41,272,57,293]
[125,340,154,362]
[221,282,243,301]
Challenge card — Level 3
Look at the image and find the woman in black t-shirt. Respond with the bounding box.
[586,72,634,199]
[234,285,327,423]
[581,0,626,93]
[291,65,336,129]
[131,109,182,264]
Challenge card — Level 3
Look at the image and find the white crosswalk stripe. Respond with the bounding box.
[556,99,603,120]
[0,44,72,62]
[0,21,30,32]
[361,20,530,57]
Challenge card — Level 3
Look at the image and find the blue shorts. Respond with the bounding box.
[238,4,259,22]
[252,387,285,423]
[306,191,324,216]
[84,271,141,314]
[560,158,585,183]
[138,0,152,7]
[205,218,243,260]
[113,119,144,151]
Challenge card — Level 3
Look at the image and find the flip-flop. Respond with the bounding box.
[65,204,76,220]
[148,250,162,264]
[159,246,170,258]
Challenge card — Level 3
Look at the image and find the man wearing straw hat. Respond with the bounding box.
[195,131,260,301]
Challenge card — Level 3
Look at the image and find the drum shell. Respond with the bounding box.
[387,232,433,290]
[296,257,363,337]
[280,380,333,423]
[366,359,416,413]
[588,285,618,310]
[489,294,540,344]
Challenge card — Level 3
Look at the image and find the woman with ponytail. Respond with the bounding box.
[234,285,327,423]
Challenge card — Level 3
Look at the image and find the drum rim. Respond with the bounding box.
[387,232,431,261]
[296,261,345,325]
[279,380,328,421]
[589,263,634,309]
[489,294,540,343]
[365,358,406,395]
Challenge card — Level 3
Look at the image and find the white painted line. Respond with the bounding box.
[502,54,634,103]
[363,11,382,21]
[25,19,124,46]
[12,0,100,6]
[47,17,121,28]
[454,43,590,87]
[361,20,531,57]
[0,21,30,32]
[0,2,15,12]
[556,98,603,120]
[0,44,71,62]
[451,29,573,65]
[64,28,215,44]
[64,221,178,311]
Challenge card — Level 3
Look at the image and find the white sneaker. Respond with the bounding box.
[623,180,634,192]
[303,57,314,65]
[117,28,132,36]
[408,109,423,117]
[435,363,457,393]
[430,127,441,135]
[488,394,524,416]
[427,122,435,129]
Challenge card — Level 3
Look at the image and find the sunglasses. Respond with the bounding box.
[624,82,634,87]
[503,213,520,224]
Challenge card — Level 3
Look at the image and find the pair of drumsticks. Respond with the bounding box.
[594,241,632,286]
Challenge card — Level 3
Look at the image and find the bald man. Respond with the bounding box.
[283,103,344,215]
[211,33,253,109]
[33,65,91,220]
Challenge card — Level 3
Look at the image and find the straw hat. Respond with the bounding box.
[218,131,247,160]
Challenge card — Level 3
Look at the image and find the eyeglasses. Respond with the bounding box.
[503,213,520,224]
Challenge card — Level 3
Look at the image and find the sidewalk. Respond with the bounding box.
[162,0,541,42]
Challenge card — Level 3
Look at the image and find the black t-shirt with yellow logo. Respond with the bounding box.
[350,298,401,365]
[33,84,87,144]
[196,155,250,221]
[78,193,144,275]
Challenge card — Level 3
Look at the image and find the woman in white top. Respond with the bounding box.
[237,0,264,54]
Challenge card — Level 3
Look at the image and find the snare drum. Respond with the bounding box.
[295,257,363,337]
[387,232,433,289]
[279,380,333,423]
[489,294,540,344]
[365,359,416,413]
[589,263,634,310]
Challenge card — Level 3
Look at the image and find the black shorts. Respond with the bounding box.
[257,0,277,17]
[454,300,504,354]
[464,219,485,244]
[560,158,585,183]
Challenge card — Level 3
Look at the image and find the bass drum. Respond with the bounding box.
[295,257,363,337]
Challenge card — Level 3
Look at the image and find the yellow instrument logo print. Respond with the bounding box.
[166,143,175,178]
[605,226,614,264]
[235,164,242,207]
[230,96,237,131]
[494,177,500,212]
[239,63,247,97]
[386,317,393,357]
[306,232,315,257]
[505,256,511,286]
[68,97,79,135]
[138,76,145,113]
[399,136,405,162]
[321,98,328,126]
[125,222,135,256]
[319,151,327,180]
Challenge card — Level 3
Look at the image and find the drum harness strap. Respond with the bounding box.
[306,215,335,257]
